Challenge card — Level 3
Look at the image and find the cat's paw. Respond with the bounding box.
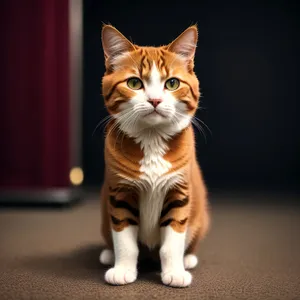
[99,249,114,265]
[161,270,192,288]
[105,267,137,285]
[184,254,198,270]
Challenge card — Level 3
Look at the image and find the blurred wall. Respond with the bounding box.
[1,0,70,189]
[82,1,300,190]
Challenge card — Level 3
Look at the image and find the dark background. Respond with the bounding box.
[82,0,300,191]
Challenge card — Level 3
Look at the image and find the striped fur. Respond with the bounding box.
[99,25,210,287]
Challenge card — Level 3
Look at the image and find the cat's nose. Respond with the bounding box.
[148,98,162,108]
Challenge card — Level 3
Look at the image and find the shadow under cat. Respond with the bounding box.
[19,244,162,285]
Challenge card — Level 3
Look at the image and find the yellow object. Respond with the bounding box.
[69,167,84,186]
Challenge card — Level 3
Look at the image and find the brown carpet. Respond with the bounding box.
[0,192,300,300]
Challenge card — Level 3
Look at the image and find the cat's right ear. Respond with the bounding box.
[101,25,135,60]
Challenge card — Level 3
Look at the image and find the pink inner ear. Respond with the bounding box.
[168,27,198,59]
[102,26,135,59]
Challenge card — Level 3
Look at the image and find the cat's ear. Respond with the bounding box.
[101,25,135,60]
[167,25,198,60]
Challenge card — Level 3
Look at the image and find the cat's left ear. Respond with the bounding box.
[167,25,198,60]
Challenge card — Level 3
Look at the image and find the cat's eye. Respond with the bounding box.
[127,77,143,90]
[165,78,180,91]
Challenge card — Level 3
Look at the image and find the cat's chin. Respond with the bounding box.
[140,111,171,127]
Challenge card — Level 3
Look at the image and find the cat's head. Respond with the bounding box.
[101,25,200,136]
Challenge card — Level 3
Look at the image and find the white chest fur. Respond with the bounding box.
[134,132,183,248]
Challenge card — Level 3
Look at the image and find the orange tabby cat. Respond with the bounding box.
[99,24,210,288]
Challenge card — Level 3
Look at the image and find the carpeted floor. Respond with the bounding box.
[0,191,300,300]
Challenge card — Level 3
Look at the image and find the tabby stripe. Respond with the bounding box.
[108,157,141,176]
[107,100,126,112]
[175,182,189,190]
[173,184,188,195]
[164,194,184,207]
[111,215,138,226]
[164,190,188,205]
[160,197,189,219]
[158,57,163,69]
[104,79,127,102]
[160,218,188,227]
[179,79,198,101]
[140,55,147,76]
[181,99,196,110]
[110,196,139,218]
[160,55,166,68]
[176,188,189,196]
[146,57,152,70]
[109,186,135,193]
[160,56,169,77]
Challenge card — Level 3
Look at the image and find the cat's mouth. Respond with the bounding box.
[144,110,167,118]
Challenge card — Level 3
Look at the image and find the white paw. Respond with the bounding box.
[105,267,137,285]
[161,270,192,287]
[184,254,198,270]
[99,249,114,265]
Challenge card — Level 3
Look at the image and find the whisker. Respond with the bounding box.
[106,121,118,140]
[92,115,112,137]
[115,114,133,151]
[110,108,138,152]
[192,120,207,144]
[121,111,141,152]
[174,111,210,144]
[193,116,212,137]
[175,110,212,137]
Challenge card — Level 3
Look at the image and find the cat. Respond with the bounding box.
[99,24,210,288]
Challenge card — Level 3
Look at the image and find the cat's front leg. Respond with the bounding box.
[104,187,139,285]
[159,188,192,288]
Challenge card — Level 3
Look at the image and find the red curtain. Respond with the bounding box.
[1,1,70,189]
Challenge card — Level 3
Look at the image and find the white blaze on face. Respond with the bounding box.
[144,63,164,100]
